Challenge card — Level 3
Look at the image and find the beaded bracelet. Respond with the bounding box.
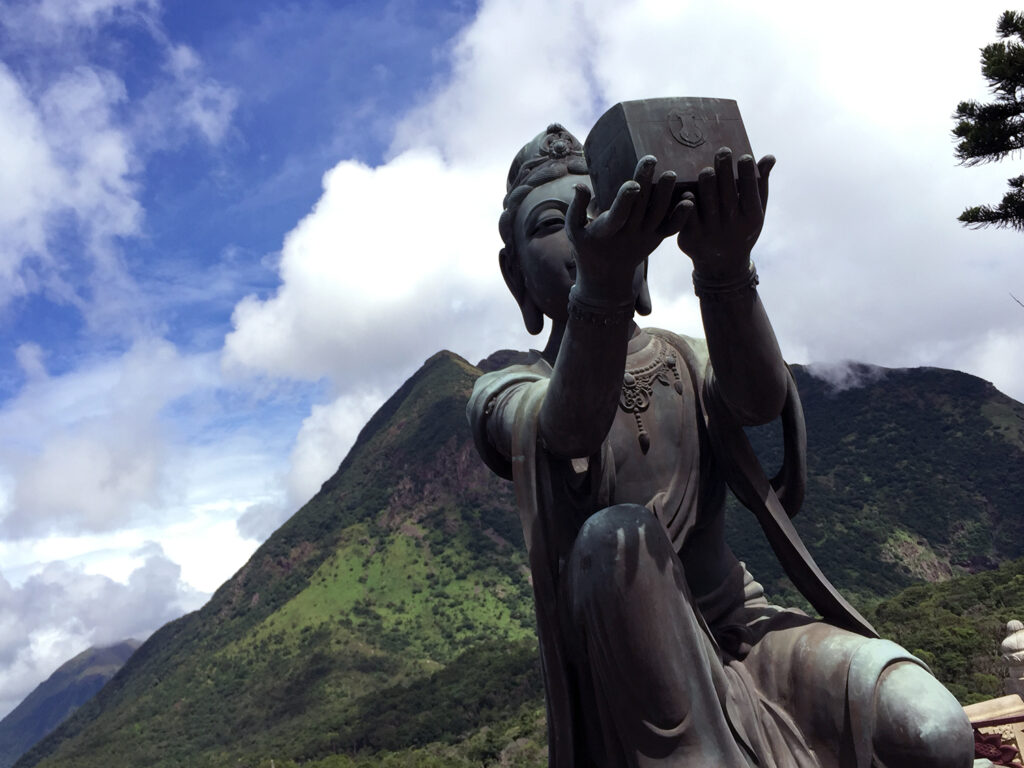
[567,285,635,326]
[692,262,759,301]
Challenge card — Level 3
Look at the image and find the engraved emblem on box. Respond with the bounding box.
[667,109,706,149]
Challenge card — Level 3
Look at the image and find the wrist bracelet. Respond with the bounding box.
[567,285,635,326]
[693,261,759,301]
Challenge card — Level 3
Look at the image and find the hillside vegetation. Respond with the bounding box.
[728,363,1024,607]
[16,353,1024,767]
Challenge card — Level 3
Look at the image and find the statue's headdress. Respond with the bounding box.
[498,124,590,336]
[505,123,587,195]
[499,124,588,250]
[498,123,649,333]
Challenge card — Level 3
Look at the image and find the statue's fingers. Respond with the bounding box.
[632,154,658,185]
[566,183,592,242]
[736,154,760,221]
[676,192,700,252]
[659,197,691,238]
[644,170,677,232]
[601,180,641,235]
[697,167,718,230]
[757,154,776,210]
[628,156,657,228]
[714,147,738,223]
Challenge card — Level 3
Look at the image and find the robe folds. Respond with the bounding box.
[468,330,926,768]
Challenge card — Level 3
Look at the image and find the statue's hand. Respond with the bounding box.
[677,149,775,280]
[567,155,688,302]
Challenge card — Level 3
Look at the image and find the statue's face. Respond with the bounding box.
[513,174,587,322]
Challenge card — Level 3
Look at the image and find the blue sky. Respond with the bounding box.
[0,0,1021,717]
[0,0,473,381]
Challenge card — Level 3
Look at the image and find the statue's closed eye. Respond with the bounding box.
[530,212,565,236]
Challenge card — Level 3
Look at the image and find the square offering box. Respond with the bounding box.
[584,97,754,212]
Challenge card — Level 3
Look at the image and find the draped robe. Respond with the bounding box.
[468,330,926,768]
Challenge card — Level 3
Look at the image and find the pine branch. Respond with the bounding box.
[996,10,1024,40]
[953,11,1024,233]
[959,175,1024,229]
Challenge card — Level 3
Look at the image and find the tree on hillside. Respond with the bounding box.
[953,10,1024,229]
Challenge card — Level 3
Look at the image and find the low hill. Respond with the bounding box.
[0,640,139,768]
[16,352,1024,767]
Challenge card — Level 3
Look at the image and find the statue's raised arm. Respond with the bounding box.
[536,150,685,458]
[678,147,789,426]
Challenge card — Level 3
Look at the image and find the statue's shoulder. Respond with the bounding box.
[467,351,551,481]
[643,328,710,376]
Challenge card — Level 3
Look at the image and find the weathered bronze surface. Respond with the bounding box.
[469,101,974,767]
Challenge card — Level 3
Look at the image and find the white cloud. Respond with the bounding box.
[11,431,162,535]
[225,0,1024,411]
[222,0,636,390]
[236,500,288,543]
[0,64,70,303]
[222,148,528,388]
[0,339,210,537]
[0,0,159,51]
[0,36,142,280]
[390,0,602,164]
[804,361,891,393]
[0,0,235,327]
[133,42,238,150]
[31,0,158,31]
[0,541,204,719]
[962,328,1024,402]
[0,331,280,708]
[285,389,385,507]
[39,65,141,243]
[14,343,47,381]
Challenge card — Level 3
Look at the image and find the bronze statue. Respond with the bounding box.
[468,104,975,768]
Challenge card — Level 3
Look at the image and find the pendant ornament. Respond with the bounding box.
[619,336,683,453]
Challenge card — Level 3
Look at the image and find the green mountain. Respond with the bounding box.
[15,352,1024,768]
[728,363,1024,607]
[869,557,1024,705]
[17,351,544,768]
[0,640,139,768]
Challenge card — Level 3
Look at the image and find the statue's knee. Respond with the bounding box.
[573,504,656,564]
[568,504,666,606]
[873,662,974,768]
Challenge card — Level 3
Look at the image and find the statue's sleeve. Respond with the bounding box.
[467,362,550,481]
[647,327,805,518]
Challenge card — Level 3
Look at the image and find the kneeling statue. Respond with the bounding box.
[468,113,974,767]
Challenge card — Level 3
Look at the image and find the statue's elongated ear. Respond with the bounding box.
[635,280,652,316]
[634,259,652,316]
[499,248,544,335]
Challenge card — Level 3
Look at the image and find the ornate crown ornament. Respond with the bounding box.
[506,123,585,192]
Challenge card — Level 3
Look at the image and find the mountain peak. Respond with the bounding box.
[0,641,138,768]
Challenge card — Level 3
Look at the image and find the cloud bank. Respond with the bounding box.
[227,0,1024,422]
[0,541,204,717]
